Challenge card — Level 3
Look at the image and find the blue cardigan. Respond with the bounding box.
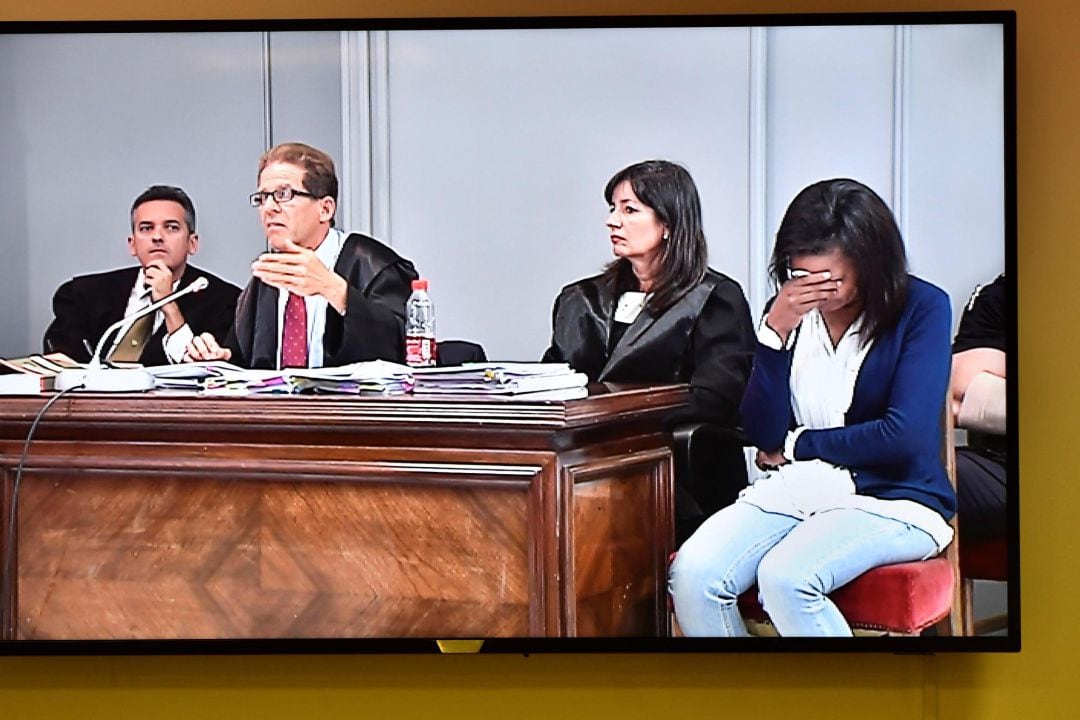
[740,276,956,519]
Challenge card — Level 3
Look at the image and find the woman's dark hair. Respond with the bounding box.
[770,178,909,343]
[600,160,708,312]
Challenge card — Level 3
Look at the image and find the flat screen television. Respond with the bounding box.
[0,11,1017,654]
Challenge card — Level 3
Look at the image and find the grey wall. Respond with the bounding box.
[382,27,753,360]
[267,31,343,165]
[0,24,1004,361]
[374,24,1003,359]
[0,32,266,356]
[905,24,1005,310]
[761,24,1004,336]
[0,31,344,357]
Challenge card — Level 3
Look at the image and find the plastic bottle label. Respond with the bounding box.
[406,335,437,367]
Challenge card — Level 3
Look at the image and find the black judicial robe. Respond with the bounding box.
[543,269,756,426]
[225,233,418,369]
[44,264,241,366]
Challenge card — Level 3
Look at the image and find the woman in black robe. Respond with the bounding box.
[543,160,756,541]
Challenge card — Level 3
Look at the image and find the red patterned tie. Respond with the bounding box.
[281,292,308,368]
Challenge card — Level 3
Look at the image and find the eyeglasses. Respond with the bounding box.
[249,186,319,207]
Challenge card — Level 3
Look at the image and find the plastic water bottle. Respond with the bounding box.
[405,278,437,367]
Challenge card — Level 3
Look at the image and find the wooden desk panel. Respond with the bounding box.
[16,471,536,639]
[0,384,685,641]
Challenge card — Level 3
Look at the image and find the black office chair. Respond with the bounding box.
[435,340,487,366]
[670,422,750,546]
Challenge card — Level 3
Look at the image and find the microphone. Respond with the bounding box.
[56,276,210,392]
[88,276,209,369]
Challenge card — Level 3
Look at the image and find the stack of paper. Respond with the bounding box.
[288,361,414,395]
[201,368,300,395]
[412,362,589,395]
[146,359,415,396]
[145,361,246,390]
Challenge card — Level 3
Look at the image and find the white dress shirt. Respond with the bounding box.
[273,227,347,369]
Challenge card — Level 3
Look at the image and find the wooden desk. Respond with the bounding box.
[0,384,685,641]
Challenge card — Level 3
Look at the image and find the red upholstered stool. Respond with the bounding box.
[737,556,955,635]
[669,405,964,637]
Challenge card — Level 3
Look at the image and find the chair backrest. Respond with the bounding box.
[670,422,749,545]
[940,403,964,636]
[435,340,487,367]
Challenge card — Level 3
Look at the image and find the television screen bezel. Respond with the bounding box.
[0,9,1018,655]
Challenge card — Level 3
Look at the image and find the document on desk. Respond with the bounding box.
[145,359,414,395]
[144,361,247,389]
[287,360,414,395]
[412,362,588,394]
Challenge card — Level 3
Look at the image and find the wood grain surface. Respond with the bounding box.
[0,384,684,641]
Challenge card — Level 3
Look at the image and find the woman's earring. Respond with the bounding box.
[662,233,669,241]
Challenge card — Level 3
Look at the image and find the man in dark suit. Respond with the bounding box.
[43,185,241,365]
[185,142,417,369]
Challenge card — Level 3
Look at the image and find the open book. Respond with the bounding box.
[0,353,84,394]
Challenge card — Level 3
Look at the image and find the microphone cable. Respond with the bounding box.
[1,382,84,635]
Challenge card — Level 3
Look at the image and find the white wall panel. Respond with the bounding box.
[764,25,897,317]
[905,24,1005,328]
[267,31,343,165]
[383,28,752,361]
[0,24,1006,362]
[0,32,267,357]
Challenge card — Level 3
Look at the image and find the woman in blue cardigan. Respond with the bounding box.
[669,178,956,637]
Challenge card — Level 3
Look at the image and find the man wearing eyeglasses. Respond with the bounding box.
[185,142,418,368]
[43,185,241,365]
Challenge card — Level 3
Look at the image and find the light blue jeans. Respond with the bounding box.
[669,502,938,637]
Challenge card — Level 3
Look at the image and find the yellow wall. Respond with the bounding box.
[0,1,1066,718]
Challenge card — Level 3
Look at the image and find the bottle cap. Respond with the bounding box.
[411,278,428,291]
